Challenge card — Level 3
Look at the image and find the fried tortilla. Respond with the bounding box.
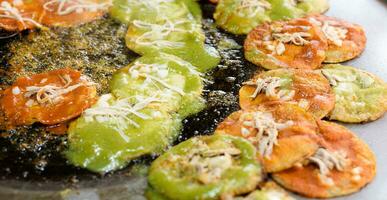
[110,53,205,118]
[239,68,335,119]
[244,18,327,70]
[0,68,97,127]
[216,102,320,173]
[213,0,271,35]
[307,14,366,63]
[38,0,110,27]
[273,120,376,198]
[0,0,43,31]
[321,64,387,123]
[66,93,182,173]
[148,134,262,200]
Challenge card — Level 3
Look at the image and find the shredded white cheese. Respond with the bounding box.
[350,166,363,182]
[241,127,250,136]
[314,94,328,103]
[83,95,161,142]
[277,89,295,101]
[25,99,36,107]
[351,166,362,174]
[308,17,322,26]
[275,41,286,55]
[43,0,111,15]
[263,26,311,55]
[321,69,357,87]
[243,120,254,127]
[128,62,185,95]
[12,86,20,95]
[244,77,281,98]
[117,0,175,22]
[243,77,295,101]
[263,41,287,56]
[321,70,340,86]
[179,142,241,184]
[298,98,309,109]
[242,111,293,157]
[272,32,311,46]
[309,148,348,185]
[0,1,43,29]
[321,21,348,47]
[12,0,23,6]
[236,0,271,18]
[40,78,48,84]
[132,19,192,48]
[23,74,95,106]
[130,0,175,10]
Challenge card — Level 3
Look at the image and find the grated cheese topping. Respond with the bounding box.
[0,1,43,29]
[128,61,185,95]
[351,166,363,182]
[274,41,286,55]
[12,0,23,6]
[12,86,20,95]
[23,74,95,106]
[132,18,193,48]
[308,148,348,185]
[308,17,322,26]
[321,69,357,87]
[43,0,111,16]
[321,21,348,47]
[236,0,271,18]
[178,141,241,184]
[262,26,311,55]
[241,111,293,157]
[243,76,295,101]
[83,94,162,142]
[272,32,311,46]
[117,0,182,23]
[321,70,338,87]
[298,98,309,109]
[125,0,175,11]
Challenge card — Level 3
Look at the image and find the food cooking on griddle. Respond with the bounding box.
[213,0,329,35]
[0,0,43,31]
[66,93,183,173]
[214,0,272,35]
[66,53,206,173]
[110,53,205,118]
[239,68,335,119]
[0,0,111,32]
[244,17,328,70]
[273,120,376,198]
[147,134,263,200]
[0,68,97,128]
[111,0,221,72]
[39,0,111,27]
[306,14,367,63]
[321,64,387,123]
[0,0,385,199]
[216,102,320,173]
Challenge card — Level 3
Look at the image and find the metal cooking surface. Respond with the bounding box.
[0,0,386,199]
[0,2,257,198]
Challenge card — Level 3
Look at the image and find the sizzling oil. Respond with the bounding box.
[0,4,261,188]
